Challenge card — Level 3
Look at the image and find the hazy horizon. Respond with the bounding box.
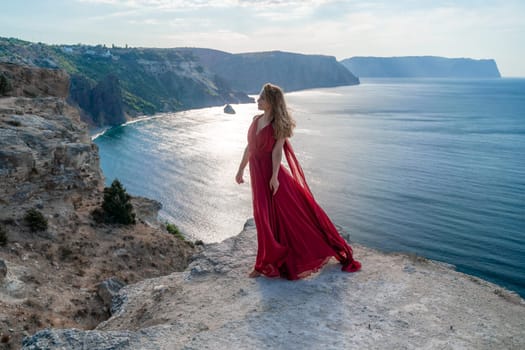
[2,0,524,77]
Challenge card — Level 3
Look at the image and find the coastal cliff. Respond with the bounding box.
[1,37,359,130]
[341,56,501,78]
[184,48,360,93]
[0,64,195,348]
[23,219,525,349]
[0,37,252,128]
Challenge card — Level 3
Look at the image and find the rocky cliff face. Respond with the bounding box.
[179,48,360,93]
[0,64,195,348]
[22,219,525,349]
[0,62,103,206]
[0,62,69,98]
[341,56,502,78]
[69,74,126,127]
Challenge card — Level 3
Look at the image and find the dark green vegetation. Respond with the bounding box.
[93,179,136,225]
[24,209,48,232]
[166,222,183,239]
[165,222,197,247]
[0,72,11,95]
[0,225,7,246]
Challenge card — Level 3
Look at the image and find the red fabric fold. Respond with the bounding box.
[247,116,361,279]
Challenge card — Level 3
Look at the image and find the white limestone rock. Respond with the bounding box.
[23,220,525,349]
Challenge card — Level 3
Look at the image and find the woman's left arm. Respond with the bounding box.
[270,138,286,195]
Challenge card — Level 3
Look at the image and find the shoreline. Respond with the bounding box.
[89,114,165,140]
[89,99,259,140]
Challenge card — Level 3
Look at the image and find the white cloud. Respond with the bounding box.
[77,0,333,10]
[161,29,251,49]
[9,0,525,75]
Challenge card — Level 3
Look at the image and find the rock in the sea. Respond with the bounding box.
[223,104,235,114]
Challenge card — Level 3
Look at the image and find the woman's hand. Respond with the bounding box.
[269,175,279,196]
[235,169,244,184]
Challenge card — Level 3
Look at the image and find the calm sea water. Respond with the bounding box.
[94,78,525,297]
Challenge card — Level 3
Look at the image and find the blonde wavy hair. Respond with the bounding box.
[261,83,296,139]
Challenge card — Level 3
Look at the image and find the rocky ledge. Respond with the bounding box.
[23,219,525,349]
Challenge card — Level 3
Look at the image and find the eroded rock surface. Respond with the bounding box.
[23,220,525,349]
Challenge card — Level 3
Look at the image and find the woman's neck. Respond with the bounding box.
[262,111,273,122]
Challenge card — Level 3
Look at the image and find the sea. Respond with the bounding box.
[94,78,525,298]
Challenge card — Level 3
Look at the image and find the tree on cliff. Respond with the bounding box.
[93,179,136,225]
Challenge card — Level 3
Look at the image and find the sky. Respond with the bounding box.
[1,0,524,76]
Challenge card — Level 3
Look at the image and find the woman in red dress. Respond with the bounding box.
[235,83,361,279]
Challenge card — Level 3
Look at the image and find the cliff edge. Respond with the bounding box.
[23,219,525,349]
[0,63,195,349]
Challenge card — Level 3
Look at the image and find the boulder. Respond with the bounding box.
[97,277,126,312]
[223,104,235,114]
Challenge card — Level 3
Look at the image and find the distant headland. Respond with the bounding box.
[341,56,501,78]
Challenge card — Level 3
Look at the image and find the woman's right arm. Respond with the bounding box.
[235,145,250,184]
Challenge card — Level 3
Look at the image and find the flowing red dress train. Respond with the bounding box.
[247,116,361,280]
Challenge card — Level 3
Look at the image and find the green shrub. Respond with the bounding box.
[165,222,194,247]
[0,225,7,246]
[94,179,136,225]
[24,209,48,232]
[59,246,74,261]
[166,222,181,236]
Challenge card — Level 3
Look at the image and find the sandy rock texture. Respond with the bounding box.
[23,220,525,349]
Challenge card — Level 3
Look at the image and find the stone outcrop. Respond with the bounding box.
[97,277,126,312]
[23,219,525,349]
[0,63,103,209]
[0,62,69,98]
[223,104,235,114]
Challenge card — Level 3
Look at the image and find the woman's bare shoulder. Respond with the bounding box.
[253,114,263,121]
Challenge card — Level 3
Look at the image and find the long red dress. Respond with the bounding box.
[248,115,361,279]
